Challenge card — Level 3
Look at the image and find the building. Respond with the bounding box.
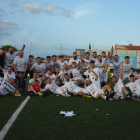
[115,44,140,50]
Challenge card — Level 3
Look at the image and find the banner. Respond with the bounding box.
[0,77,15,92]
[118,56,136,69]
[75,49,85,58]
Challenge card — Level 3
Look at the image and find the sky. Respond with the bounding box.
[0,0,140,57]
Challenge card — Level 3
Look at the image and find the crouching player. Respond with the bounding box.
[85,78,115,101]
[0,78,15,96]
[125,74,140,101]
[63,74,88,97]
[44,77,70,96]
[111,62,130,100]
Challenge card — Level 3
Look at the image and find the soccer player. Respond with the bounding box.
[25,55,36,79]
[0,48,5,78]
[111,63,130,100]
[58,63,72,85]
[125,75,140,101]
[5,44,25,68]
[43,56,51,71]
[63,74,88,97]
[45,77,68,96]
[84,61,102,88]
[50,55,59,75]
[68,52,81,68]
[85,78,114,101]
[30,57,46,77]
[0,78,15,96]
[90,51,97,62]
[110,55,122,78]
[57,55,68,71]
[81,52,92,67]
[0,66,16,81]
[13,51,28,78]
[122,56,134,80]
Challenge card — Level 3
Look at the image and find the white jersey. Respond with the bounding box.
[82,58,91,67]
[69,57,81,66]
[90,57,97,62]
[45,73,56,80]
[45,83,60,93]
[63,80,78,92]
[123,61,134,74]
[95,58,106,67]
[110,60,122,73]
[57,60,68,71]
[58,69,72,84]
[113,78,124,93]
[27,59,36,70]
[125,79,140,92]
[3,70,16,81]
[71,68,83,80]
[103,58,110,65]
[32,62,45,76]
[43,60,51,70]
[85,83,101,95]
[50,59,59,72]
[84,68,102,88]
[29,78,40,86]
[0,85,10,95]
[5,51,18,68]
[13,56,28,72]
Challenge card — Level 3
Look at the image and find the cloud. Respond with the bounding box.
[74,10,89,18]
[23,3,72,18]
[0,21,18,38]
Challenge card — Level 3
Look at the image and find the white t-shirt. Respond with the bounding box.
[45,73,56,80]
[5,51,18,68]
[63,80,78,92]
[58,69,72,83]
[69,57,81,66]
[84,68,102,88]
[103,58,110,65]
[71,68,83,79]
[43,60,51,70]
[50,59,59,72]
[32,62,46,76]
[125,79,140,92]
[95,58,106,67]
[114,78,124,93]
[3,70,16,81]
[13,56,28,72]
[110,60,122,73]
[90,57,97,62]
[29,78,40,85]
[0,85,10,95]
[45,83,59,93]
[85,83,101,95]
[82,58,91,67]
[57,60,69,71]
[27,59,36,70]
[123,62,134,74]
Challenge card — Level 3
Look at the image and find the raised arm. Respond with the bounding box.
[92,70,98,80]
[20,44,25,52]
[110,49,114,58]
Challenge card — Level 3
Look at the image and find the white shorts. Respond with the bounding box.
[113,72,120,78]
[123,73,131,80]
[55,87,64,95]
[92,89,104,98]
[71,87,85,95]
[133,90,140,98]
[116,91,125,97]
[100,72,108,82]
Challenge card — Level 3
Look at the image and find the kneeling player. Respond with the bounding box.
[85,78,115,101]
[125,74,140,101]
[63,74,88,97]
[111,62,130,100]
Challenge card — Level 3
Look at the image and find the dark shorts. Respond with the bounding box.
[28,91,35,97]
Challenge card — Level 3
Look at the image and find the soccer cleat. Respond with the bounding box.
[39,91,46,97]
[113,96,118,100]
[109,98,115,101]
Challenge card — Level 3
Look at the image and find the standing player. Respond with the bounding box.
[25,55,36,79]
[43,56,51,72]
[30,57,46,77]
[0,66,15,81]
[110,55,122,78]
[81,52,92,68]
[111,63,130,100]
[122,56,134,80]
[5,44,25,69]
[51,55,59,75]
[85,78,114,101]
[125,75,140,101]
[90,51,97,62]
[57,55,68,71]
[0,48,5,78]
[68,52,81,68]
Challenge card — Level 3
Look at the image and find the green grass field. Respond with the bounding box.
[1,78,140,140]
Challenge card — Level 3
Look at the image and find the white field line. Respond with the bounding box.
[0,96,30,140]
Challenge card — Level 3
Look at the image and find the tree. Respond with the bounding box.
[41,57,45,60]
[89,43,91,49]
[111,46,113,49]
[1,45,18,52]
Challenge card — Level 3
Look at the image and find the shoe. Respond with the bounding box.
[132,97,138,101]
[113,96,118,100]
[109,98,115,101]
[39,91,46,97]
